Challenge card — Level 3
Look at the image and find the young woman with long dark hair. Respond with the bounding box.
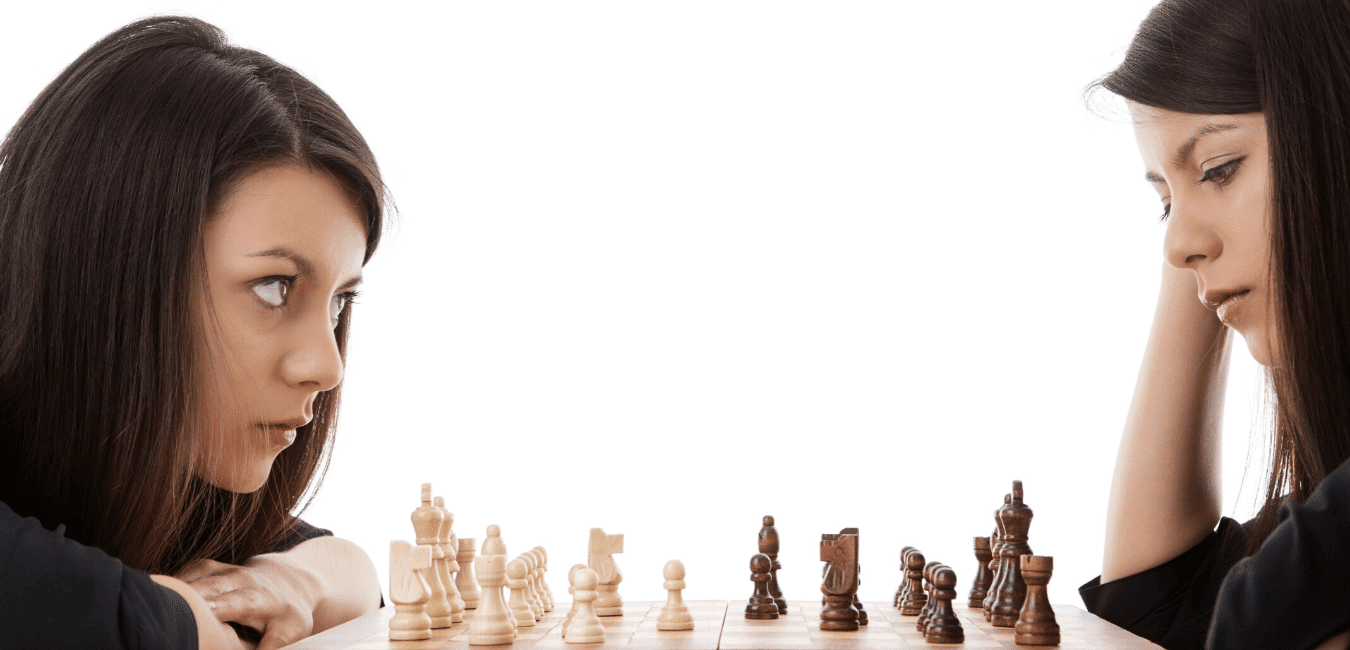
[1083,1,1350,648]
[0,16,386,650]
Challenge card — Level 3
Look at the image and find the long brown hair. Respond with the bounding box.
[1092,0,1350,550]
[0,16,385,574]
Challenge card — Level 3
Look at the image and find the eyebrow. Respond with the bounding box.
[1144,122,1243,184]
[247,246,363,291]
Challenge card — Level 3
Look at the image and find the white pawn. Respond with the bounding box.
[468,554,515,645]
[388,540,433,641]
[563,567,606,644]
[657,560,694,631]
[560,563,586,639]
[434,497,465,623]
[522,552,543,619]
[535,546,555,610]
[507,558,537,627]
[482,523,507,556]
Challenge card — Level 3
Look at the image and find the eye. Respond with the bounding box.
[1200,157,1245,187]
[252,277,292,308]
[330,290,360,325]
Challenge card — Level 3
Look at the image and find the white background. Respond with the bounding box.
[2,1,1269,609]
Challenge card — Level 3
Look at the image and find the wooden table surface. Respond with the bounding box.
[283,600,1161,649]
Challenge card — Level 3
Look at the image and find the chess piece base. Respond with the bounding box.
[1015,631,1062,646]
[925,625,965,644]
[467,632,514,646]
[745,600,779,620]
[657,612,694,631]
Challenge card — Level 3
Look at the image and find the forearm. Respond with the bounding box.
[151,574,244,650]
[1102,264,1230,583]
[270,536,382,633]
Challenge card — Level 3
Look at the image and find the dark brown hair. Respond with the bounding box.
[0,16,385,573]
[1094,0,1350,550]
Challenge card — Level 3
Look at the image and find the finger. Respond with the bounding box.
[256,619,309,650]
[208,588,270,624]
[191,572,250,601]
[176,559,232,584]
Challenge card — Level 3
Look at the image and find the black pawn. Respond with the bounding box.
[924,566,964,644]
[898,551,927,616]
[746,553,779,620]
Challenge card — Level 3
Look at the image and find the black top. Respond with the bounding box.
[1080,455,1350,649]
[0,500,333,650]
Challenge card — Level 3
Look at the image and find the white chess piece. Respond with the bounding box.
[388,540,433,641]
[457,538,481,609]
[507,558,537,627]
[560,563,586,639]
[521,552,543,619]
[535,546,555,610]
[563,567,606,644]
[468,554,515,645]
[412,484,453,628]
[481,525,516,635]
[434,496,465,623]
[657,560,694,631]
[588,528,624,616]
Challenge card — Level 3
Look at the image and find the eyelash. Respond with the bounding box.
[1157,156,1246,223]
[253,276,360,323]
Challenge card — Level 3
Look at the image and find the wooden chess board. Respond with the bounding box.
[283,600,1163,649]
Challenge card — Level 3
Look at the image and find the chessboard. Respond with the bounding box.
[282,600,1163,649]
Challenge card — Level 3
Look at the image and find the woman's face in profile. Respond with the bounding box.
[1130,103,1277,365]
[196,164,368,492]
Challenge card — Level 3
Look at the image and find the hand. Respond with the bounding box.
[177,555,328,650]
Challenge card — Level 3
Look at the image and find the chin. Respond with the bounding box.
[1237,327,1275,367]
[199,462,275,494]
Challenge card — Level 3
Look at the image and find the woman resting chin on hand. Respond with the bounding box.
[1083,1,1350,649]
[0,16,386,650]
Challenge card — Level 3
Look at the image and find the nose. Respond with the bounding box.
[1162,198,1223,269]
[279,314,344,393]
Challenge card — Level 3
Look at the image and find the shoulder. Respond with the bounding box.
[0,500,198,649]
[1209,457,1350,647]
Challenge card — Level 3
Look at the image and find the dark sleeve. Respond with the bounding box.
[1078,517,1250,650]
[259,517,334,555]
[1206,456,1350,649]
[0,500,197,650]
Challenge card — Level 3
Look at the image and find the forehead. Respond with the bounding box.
[205,165,367,271]
[1128,103,1266,163]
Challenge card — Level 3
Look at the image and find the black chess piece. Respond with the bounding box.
[898,550,927,616]
[968,536,993,607]
[991,480,1034,627]
[917,560,939,633]
[758,515,786,614]
[745,553,779,620]
[819,532,860,631]
[895,546,915,607]
[924,565,965,644]
[838,527,866,627]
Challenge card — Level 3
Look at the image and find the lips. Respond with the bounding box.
[257,421,306,447]
[1203,289,1250,324]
